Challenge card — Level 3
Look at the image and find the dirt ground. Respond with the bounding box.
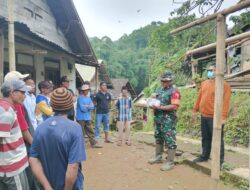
[82,138,237,190]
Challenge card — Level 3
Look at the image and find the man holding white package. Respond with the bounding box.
[148,71,181,171]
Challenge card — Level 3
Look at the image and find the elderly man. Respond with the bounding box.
[30,87,86,190]
[192,65,231,166]
[0,79,30,189]
[4,71,33,149]
[148,71,181,171]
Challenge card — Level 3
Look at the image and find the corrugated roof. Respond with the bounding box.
[0,0,98,66]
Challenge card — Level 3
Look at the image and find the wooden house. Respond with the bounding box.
[110,79,137,100]
[0,0,98,92]
[75,60,114,92]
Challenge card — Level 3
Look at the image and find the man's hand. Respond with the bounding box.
[192,112,198,118]
[192,112,198,126]
[150,105,160,110]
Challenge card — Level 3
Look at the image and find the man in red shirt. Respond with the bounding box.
[192,65,231,166]
[0,79,30,189]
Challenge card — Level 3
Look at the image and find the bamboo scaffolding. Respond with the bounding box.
[169,2,250,190]
[170,0,250,34]
[186,31,250,56]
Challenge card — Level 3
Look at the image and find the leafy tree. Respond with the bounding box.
[229,11,250,34]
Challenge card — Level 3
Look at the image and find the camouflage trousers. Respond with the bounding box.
[154,115,177,149]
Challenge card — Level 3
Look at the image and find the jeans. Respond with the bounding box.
[201,116,225,164]
[95,113,109,139]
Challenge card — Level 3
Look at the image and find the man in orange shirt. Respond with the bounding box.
[192,65,231,166]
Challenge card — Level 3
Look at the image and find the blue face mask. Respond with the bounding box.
[207,71,214,79]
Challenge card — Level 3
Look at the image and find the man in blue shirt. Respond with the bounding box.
[93,82,113,143]
[77,85,102,148]
[29,88,86,190]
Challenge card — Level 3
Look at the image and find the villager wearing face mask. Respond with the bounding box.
[192,65,231,167]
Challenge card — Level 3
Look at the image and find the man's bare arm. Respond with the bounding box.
[29,157,53,190]
[64,163,79,190]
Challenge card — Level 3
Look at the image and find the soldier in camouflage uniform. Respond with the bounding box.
[148,71,181,171]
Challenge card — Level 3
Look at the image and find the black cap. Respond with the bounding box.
[160,71,174,81]
[38,81,53,91]
[60,76,72,84]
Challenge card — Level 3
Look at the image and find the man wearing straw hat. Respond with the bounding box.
[148,71,181,171]
[77,84,102,148]
[29,88,86,190]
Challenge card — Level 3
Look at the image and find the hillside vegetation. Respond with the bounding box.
[90,15,216,93]
[90,13,249,147]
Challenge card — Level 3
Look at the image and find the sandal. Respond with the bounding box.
[104,139,114,143]
[117,141,122,146]
[125,142,131,146]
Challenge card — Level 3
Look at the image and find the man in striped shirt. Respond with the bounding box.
[0,80,30,190]
[115,86,132,146]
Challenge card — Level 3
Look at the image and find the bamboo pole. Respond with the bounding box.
[7,0,16,71]
[0,31,4,86]
[95,66,98,93]
[186,31,250,56]
[210,14,226,190]
[191,64,196,78]
[170,0,250,34]
[196,54,216,62]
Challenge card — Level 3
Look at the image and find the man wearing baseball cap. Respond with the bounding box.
[30,87,86,190]
[0,80,30,189]
[3,71,38,189]
[148,71,181,171]
[4,71,29,81]
[36,80,54,124]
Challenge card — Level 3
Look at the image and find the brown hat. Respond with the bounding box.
[50,87,73,111]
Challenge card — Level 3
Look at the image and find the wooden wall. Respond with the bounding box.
[0,0,71,52]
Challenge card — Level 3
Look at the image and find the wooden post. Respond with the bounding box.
[210,14,226,190]
[95,66,98,93]
[0,31,4,86]
[191,63,195,78]
[7,0,16,71]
